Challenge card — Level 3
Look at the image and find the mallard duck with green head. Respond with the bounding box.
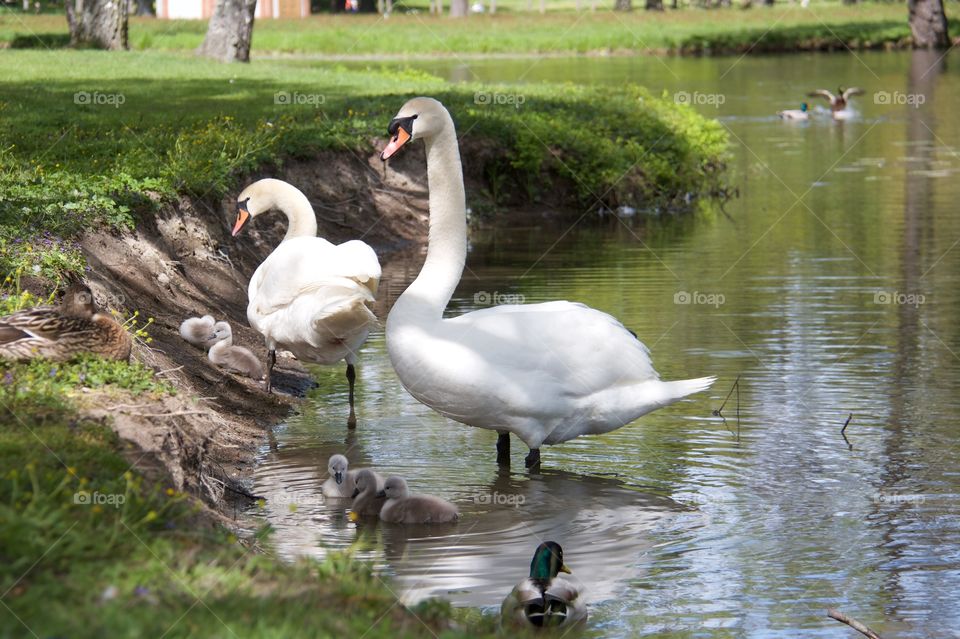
[0,282,131,362]
[501,541,587,629]
[777,102,809,120]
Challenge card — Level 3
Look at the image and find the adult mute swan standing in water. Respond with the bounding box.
[380,97,715,467]
[232,178,381,427]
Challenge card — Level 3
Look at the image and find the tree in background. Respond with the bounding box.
[65,0,128,50]
[450,0,468,17]
[646,0,663,10]
[908,0,949,48]
[131,0,155,16]
[198,0,257,63]
[614,0,632,11]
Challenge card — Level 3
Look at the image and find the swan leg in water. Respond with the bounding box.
[265,348,276,394]
[497,432,541,470]
[346,363,357,429]
[525,448,541,469]
[496,431,510,466]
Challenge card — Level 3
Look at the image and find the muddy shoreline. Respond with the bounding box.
[76,146,438,519]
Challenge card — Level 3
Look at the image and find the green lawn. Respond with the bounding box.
[0,355,497,638]
[0,49,727,281]
[1,3,943,56]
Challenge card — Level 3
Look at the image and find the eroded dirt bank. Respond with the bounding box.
[77,146,435,515]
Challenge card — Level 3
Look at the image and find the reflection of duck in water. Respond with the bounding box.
[501,542,587,629]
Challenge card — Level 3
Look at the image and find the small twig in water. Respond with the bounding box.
[713,375,741,440]
[713,374,740,416]
[841,413,853,450]
[827,608,883,639]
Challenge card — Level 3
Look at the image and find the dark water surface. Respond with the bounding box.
[246,50,960,637]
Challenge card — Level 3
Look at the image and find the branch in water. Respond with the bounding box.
[841,413,853,450]
[827,608,883,639]
[712,374,740,417]
[713,375,741,440]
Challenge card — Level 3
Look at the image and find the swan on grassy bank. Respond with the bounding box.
[232,178,381,427]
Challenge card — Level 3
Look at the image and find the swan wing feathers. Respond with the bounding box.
[247,237,380,344]
[248,237,380,309]
[445,301,658,389]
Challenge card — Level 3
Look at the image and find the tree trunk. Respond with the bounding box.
[646,0,663,9]
[65,0,129,50]
[614,0,632,10]
[197,0,257,63]
[908,0,949,48]
[450,0,468,16]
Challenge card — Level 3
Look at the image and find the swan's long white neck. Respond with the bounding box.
[258,181,317,240]
[392,119,466,322]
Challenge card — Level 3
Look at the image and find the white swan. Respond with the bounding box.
[380,97,715,467]
[232,178,381,427]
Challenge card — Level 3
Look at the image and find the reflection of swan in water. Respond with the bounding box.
[376,467,687,606]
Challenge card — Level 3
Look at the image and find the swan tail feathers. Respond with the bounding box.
[656,376,716,404]
[312,296,378,337]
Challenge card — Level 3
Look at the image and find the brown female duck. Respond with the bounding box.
[0,283,131,362]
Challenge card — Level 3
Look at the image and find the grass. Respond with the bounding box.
[0,277,496,638]
[0,49,727,282]
[1,3,949,56]
[0,378,496,638]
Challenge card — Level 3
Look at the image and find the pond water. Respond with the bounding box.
[246,50,960,637]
